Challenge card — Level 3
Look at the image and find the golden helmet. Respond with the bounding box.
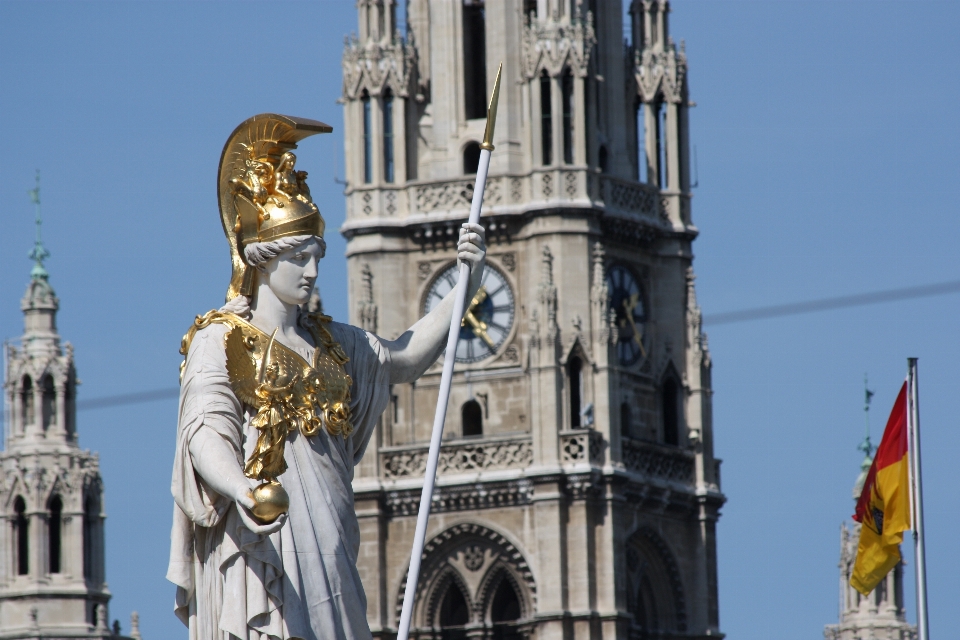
[217,114,332,300]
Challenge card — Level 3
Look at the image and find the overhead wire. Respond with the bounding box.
[1,279,958,419]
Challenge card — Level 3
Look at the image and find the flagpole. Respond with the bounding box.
[907,358,929,640]
[394,63,502,640]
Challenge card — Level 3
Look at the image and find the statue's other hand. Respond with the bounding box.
[236,489,288,535]
[458,222,486,292]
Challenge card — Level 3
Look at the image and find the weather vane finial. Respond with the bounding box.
[858,373,875,465]
[27,170,50,281]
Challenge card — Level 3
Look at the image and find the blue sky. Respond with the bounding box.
[1,2,958,639]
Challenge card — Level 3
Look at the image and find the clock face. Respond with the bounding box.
[607,265,646,366]
[423,263,515,363]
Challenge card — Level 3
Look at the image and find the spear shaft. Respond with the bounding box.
[395,63,502,640]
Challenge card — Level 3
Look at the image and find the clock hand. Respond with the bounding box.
[622,295,647,359]
[459,286,496,349]
[463,310,497,348]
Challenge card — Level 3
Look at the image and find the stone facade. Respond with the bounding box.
[1,255,138,639]
[341,2,723,639]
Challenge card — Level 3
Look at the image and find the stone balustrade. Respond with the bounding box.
[342,169,666,229]
[380,434,533,479]
[621,437,695,484]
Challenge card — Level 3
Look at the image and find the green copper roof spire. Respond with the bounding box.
[27,170,50,281]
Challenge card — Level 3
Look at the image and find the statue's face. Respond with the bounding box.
[260,238,323,306]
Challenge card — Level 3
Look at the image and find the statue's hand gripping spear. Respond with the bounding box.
[396,62,503,640]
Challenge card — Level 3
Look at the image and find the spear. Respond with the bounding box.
[395,62,502,640]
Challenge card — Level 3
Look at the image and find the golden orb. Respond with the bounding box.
[251,481,290,524]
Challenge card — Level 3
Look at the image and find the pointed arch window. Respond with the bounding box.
[662,377,679,446]
[539,71,552,166]
[620,402,632,438]
[490,578,522,640]
[657,102,667,188]
[362,92,373,184]
[635,100,647,183]
[463,0,487,120]
[83,495,97,581]
[41,375,56,431]
[14,496,29,576]
[561,68,574,164]
[438,581,470,640]
[48,495,63,574]
[383,89,395,183]
[568,356,583,428]
[21,375,34,430]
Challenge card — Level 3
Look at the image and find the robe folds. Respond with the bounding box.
[167,319,391,640]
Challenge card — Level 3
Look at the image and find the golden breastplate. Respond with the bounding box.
[179,310,353,483]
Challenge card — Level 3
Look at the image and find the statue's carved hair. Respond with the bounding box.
[243,234,326,267]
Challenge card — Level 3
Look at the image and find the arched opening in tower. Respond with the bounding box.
[48,494,63,574]
[621,401,633,439]
[490,577,522,640]
[21,375,34,431]
[462,399,483,437]
[383,88,395,183]
[561,68,574,164]
[662,377,679,446]
[15,496,29,575]
[41,375,56,431]
[463,141,481,175]
[539,70,552,166]
[568,356,583,428]
[463,0,487,120]
[438,581,470,640]
[362,91,373,184]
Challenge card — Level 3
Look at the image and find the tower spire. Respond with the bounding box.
[27,170,50,281]
[853,375,876,499]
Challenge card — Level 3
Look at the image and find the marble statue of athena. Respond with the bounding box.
[166,114,486,640]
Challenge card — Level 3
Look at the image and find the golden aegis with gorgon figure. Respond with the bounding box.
[178,114,350,523]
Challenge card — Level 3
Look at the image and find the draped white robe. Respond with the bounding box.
[167,319,390,640]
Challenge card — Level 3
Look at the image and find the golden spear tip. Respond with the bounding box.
[480,62,503,151]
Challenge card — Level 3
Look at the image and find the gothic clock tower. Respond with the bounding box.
[341,2,723,639]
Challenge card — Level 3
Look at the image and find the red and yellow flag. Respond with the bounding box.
[851,382,911,595]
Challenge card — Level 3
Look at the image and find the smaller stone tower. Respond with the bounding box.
[1,179,136,640]
[824,392,916,640]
